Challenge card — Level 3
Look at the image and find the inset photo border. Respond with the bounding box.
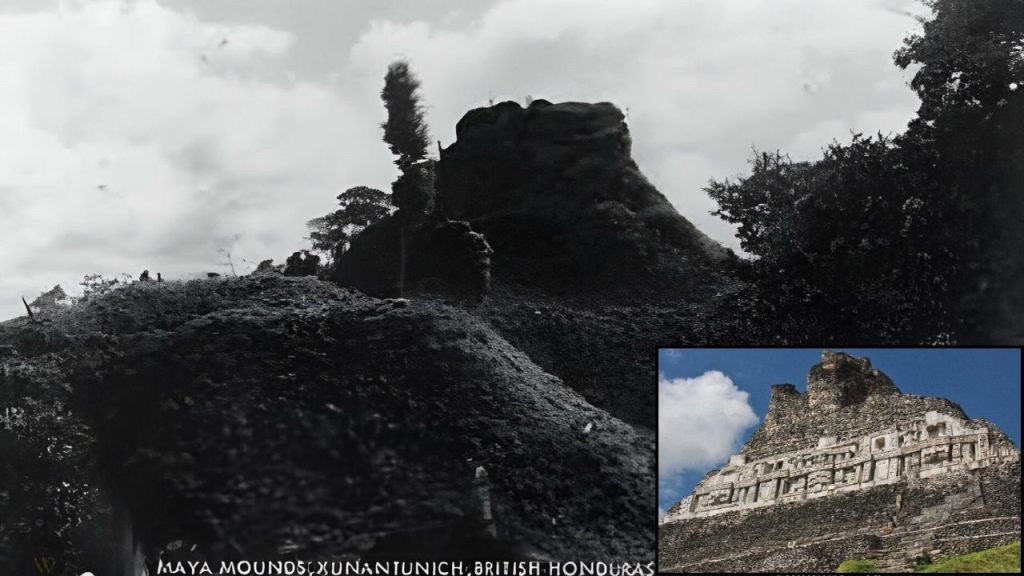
[657,347,1021,574]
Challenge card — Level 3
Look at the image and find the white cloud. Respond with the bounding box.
[349,0,923,254]
[0,0,395,320]
[0,0,928,320]
[658,370,758,476]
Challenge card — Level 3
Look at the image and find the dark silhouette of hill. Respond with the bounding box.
[336,100,741,428]
[435,99,730,292]
[0,275,653,572]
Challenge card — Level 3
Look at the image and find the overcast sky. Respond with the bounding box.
[0,0,927,320]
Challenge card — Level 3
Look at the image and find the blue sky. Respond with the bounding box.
[658,348,1021,517]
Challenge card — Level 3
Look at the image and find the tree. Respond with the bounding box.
[894,0,1023,126]
[893,0,1024,340]
[707,137,957,343]
[29,284,70,312]
[284,250,321,277]
[381,60,433,295]
[306,186,392,257]
[79,273,133,302]
[254,259,278,273]
[706,0,1023,343]
[381,61,430,169]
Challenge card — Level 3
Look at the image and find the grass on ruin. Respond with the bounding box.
[838,559,878,573]
[914,541,1020,573]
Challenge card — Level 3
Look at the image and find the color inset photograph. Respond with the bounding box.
[658,348,1021,573]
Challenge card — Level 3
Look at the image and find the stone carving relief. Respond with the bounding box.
[670,410,1020,520]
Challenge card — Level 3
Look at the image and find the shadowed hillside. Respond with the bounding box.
[337,100,742,428]
[0,275,653,573]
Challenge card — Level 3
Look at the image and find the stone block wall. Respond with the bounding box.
[659,352,1021,573]
[669,407,1017,521]
[746,386,970,462]
[660,465,1021,572]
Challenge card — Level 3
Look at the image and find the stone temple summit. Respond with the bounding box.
[659,351,1021,572]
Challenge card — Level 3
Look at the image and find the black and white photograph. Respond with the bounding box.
[0,0,1021,574]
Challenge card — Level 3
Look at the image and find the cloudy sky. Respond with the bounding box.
[0,0,927,320]
[657,348,1022,519]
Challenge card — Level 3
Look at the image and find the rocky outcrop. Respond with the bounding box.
[334,217,493,298]
[0,276,653,573]
[435,99,730,292]
[806,351,900,409]
[742,352,980,461]
[332,100,739,430]
[659,351,1021,572]
[339,99,730,297]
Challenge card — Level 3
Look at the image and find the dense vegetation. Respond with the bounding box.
[707,0,1023,343]
[306,186,392,264]
[306,60,433,290]
[381,60,434,296]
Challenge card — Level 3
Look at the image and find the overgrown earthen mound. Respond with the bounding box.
[334,100,740,430]
[0,275,653,573]
[435,99,729,291]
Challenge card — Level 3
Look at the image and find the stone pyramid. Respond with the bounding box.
[659,351,1021,572]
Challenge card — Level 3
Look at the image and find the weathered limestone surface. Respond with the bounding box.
[659,351,1021,573]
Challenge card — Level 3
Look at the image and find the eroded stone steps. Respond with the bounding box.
[665,515,1020,572]
[869,528,1021,572]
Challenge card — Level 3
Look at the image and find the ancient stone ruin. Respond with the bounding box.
[659,351,1021,572]
[334,217,493,298]
[433,99,730,291]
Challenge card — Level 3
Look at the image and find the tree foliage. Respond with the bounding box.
[381,60,434,296]
[29,284,70,312]
[707,0,1024,342]
[0,336,101,573]
[707,137,957,342]
[391,163,435,221]
[283,250,321,277]
[381,60,433,223]
[381,60,430,171]
[895,0,1024,340]
[895,0,1024,125]
[306,186,392,255]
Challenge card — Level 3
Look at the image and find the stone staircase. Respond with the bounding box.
[868,517,1022,572]
[663,514,1021,573]
[863,481,1019,572]
[868,490,955,572]
[865,531,938,573]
